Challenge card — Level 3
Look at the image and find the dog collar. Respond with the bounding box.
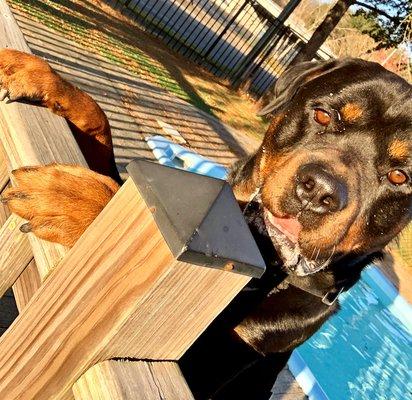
[321,286,344,306]
[243,276,345,306]
[285,275,345,306]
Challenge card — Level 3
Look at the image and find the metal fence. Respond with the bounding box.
[108,0,330,97]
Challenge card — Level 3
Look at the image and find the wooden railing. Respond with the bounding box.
[0,2,261,398]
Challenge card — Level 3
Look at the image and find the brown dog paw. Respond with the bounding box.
[0,48,54,103]
[0,49,118,181]
[1,164,120,247]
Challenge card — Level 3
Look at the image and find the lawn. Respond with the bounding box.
[7,0,268,140]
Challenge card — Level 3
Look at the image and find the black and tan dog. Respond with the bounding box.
[1,49,411,399]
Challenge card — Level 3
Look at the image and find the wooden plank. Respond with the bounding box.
[0,0,87,291]
[0,182,11,226]
[108,257,249,359]
[12,259,40,312]
[0,215,32,298]
[0,149,8,192]
[0,152,11,226]
[0,178,249,399]
[72,360,194,400]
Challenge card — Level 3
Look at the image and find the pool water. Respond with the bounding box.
[292,266,412,400]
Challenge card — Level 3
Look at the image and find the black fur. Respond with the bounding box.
[180,58,412,399]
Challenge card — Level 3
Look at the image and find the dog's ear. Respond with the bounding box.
[258,59,340,116]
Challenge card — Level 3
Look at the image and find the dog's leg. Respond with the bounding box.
[0,49,121,183]
[1,164,120,247]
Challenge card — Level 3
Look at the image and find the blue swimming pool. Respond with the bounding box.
[147,134,412,400]
[289,265,412,400]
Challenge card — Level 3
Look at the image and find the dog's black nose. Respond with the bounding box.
[296,164,348,214]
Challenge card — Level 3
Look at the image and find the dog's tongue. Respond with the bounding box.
[266,211,302,243]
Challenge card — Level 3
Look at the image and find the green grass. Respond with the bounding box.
[7,0,209,110]
[7,0,268,139]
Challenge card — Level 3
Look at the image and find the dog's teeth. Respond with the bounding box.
[0,88,8,101]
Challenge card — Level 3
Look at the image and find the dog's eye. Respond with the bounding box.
[314,109,331,126]
[387,169,408,185]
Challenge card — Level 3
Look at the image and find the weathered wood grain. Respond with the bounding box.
[0,182,11,226]
[0,179,249,399]
[108,257,250,359]
[0,153,11,226]
[0,215,32,298]
[12,259,39,312]
[0,149,8,192]
[72,360,194,400]
[0,0,87,300]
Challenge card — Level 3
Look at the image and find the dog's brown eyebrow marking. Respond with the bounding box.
[266,113,284,136]
[389,139,409,161]
[340,103,363,122]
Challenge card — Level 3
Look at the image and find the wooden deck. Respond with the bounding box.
[0,4,305,399]
[9,7,258,174]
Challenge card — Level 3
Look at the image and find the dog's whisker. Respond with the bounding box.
[310,246,317,260]
[329,245,337,262]
[315,248,321,262]
[242,187,261,215]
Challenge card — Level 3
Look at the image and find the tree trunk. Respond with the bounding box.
[294,0,356,63]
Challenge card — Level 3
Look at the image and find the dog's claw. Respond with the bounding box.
[20,222,32,233]
[0,88,8,101]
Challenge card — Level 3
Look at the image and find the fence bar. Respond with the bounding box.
[202,0,249,60]
[232,0,302,86]
[106,0,330,97]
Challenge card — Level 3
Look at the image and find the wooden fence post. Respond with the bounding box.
[0,177,259,399]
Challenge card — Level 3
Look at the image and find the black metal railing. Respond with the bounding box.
[108,0,331,97]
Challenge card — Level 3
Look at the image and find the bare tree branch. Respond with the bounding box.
[354,1,400,23]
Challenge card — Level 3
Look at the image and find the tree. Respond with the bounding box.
[294,0,411,63]
[351,6,411,50]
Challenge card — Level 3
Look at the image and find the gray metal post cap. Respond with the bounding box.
[127,159,265,278]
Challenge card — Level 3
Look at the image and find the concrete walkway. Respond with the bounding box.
[3,6,305,400]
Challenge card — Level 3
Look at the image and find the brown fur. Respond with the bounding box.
[389,139,409,161]
[243,144,363,258]
[0,49,114,177]
[340,103,363,122]
[2,165,120,247]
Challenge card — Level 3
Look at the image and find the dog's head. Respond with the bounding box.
[231,58,412,276]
